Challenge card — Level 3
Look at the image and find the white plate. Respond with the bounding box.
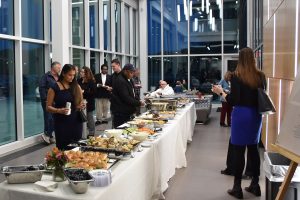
[141,141,152,148]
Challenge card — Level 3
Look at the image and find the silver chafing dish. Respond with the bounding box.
[0,164,46,184]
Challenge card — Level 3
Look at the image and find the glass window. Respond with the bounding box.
[125,56,130,64]
[125,5,130,54]
[147,0,161,55]
[190,0,221,54]
[72,0,85,46]
[190,56,221,93]
[163,57,188,88]
[90,51,100,74]
[0,0,14,35]
[116,55,122,66]
[104,53,112,74]
[163,0,188,55]
[133,57,137,68]
[103,0,111,50]
[22,42,44,137]
[115,1,121,52]
[72,48,85,67]
[22,0,44,40]
[89,0,99,48]
[223,0,238,53]
[148,57,161,91]
[133,9,137,55]
[0,39,16,144]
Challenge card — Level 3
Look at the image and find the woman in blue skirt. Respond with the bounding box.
[212,47,266,199]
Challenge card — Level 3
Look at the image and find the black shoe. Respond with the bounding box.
[102,120,108,124]
[220,123,226,127]
[227,189,243,199]
[95,121,102,125]
[245,184,261,196]
[221,168,233,176]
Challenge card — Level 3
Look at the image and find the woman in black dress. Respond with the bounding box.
[78,66,96,136]
[46,64,86,150]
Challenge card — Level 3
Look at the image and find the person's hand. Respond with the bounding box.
[58,108,70,115]
[140,100,145,107]
[211,85,223,95]
[77,100,87,110]
[107,86,113,92]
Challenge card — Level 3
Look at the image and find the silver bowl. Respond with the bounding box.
[64,168,94,194]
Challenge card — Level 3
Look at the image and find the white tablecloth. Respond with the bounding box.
[0,103,196,200]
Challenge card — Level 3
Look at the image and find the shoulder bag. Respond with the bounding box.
[257,76,276,114]
[78,110,87,123]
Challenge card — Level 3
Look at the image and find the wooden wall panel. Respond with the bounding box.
[263,0,299,151]
[266,78,280,150]
[263,0,284,26]
[263,17,274,77]
[274,0,296,80]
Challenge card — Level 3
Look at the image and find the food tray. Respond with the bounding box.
[64,168,94,194]
[68,141,140,157]
[0,164,46,184]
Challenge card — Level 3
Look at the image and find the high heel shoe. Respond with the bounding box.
[227,188,243,199]
[245,184,261,196]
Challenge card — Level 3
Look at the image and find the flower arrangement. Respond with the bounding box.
[45,147,68,168]
[45,147,68,181]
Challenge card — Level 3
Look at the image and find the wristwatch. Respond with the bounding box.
[219,92,223,96]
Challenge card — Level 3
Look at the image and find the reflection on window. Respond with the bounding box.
[147,0,161,55]
[223,0,238,53]
[115,1,121,52]
[133,10,137,55]
[125,56,130,64]
[90,51,100,74]
[125,5,130,54]
[148,57,161,91]
[115,55,122,67]
[190,56,221,93]
[72,48,85,67]
[22,42,44,137]
[163,57,188,87]
[104,53,112,74]
[0,0,14,35]
[163,0,188,55]
[103,0,111,50]
[22,0,44,39]
[190,0,221,54]
[72,0,85,46]
[0,39,16,144]
[90,0,99,48]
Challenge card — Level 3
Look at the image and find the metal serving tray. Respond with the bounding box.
[64,168,94,194]
[0,164,46,184]
[68,140,140,157]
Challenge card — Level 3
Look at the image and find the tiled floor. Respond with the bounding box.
[0,108,266,199]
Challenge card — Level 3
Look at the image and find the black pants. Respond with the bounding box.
[226,139,253,176]
[112,113,132,128]
[41,100,54,137]
[232,144,260,180]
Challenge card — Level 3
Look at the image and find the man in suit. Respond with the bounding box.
[94,64,112,124]
[110,64,144,128]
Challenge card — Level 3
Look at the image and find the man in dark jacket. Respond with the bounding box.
[39,61,61,144]
[110,64,144,128]
[111,58,122,85]
[94,64,112,124]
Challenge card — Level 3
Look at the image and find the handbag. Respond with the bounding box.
[78,110,87,122]
[257,78,276,114]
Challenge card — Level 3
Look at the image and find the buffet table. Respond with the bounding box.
[0,103,196,200]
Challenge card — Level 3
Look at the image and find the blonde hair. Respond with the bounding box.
[235,47,263,88]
